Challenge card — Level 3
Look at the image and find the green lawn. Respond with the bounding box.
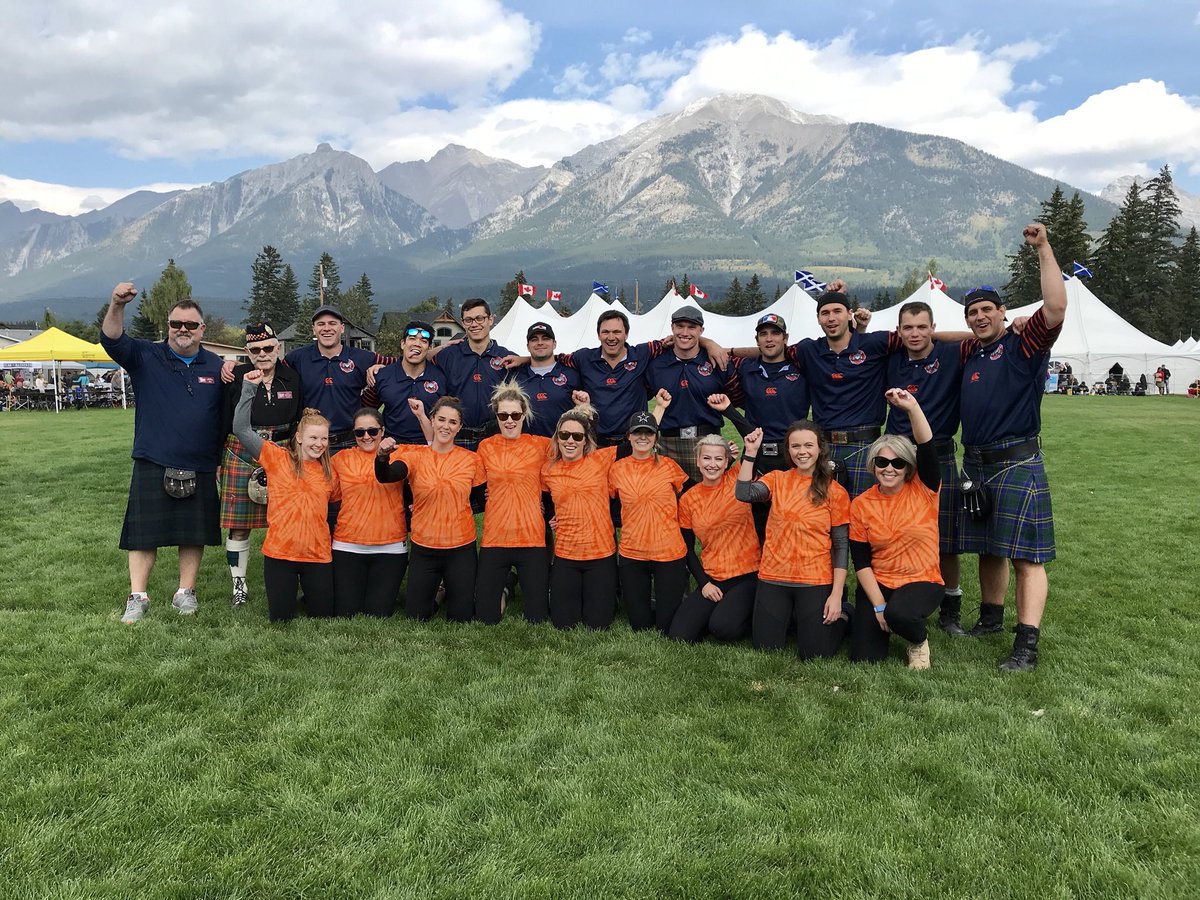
[1,397,1198,898]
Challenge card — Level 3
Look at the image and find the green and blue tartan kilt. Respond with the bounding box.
[831,441,875,500]
[658,433,705,483]
[957,440,1055,563]
[219,434,268,531]
[120,459,220,550]
[936,442,960,556]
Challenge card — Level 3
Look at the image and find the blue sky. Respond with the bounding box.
[1,0,1197,214]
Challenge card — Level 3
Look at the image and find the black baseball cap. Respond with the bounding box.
[527,321,555,340]
[627,411,659,433]
[963,286,1004,313]
[311,305,345,323]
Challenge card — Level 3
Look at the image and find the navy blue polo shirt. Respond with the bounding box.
[374,361,448,444]
[559,341,663,439]
[788,330,901,430]
[284,342,382,433]
[885,339,963,440]
[646,348,741,433]
[514,362,581,437]
[735,358,809,442]
[960,308,1061,446]
[101,331,225,471]
[435,339,514,430]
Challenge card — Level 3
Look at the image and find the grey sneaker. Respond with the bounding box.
[121,595,149,624]
[231,577,248,608]
[171,588,198,615]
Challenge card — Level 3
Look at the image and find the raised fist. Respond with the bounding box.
[377,436,397,455]
[655,388,673,407]
[243,369,264,384]
[1023,223,1048,248]
[111,283,138,305]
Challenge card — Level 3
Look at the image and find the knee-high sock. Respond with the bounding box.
[226,538,250,579]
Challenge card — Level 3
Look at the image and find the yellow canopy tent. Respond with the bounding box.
[0,327,124,411]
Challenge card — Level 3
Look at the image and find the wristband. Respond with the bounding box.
[873,603,887,613]
[741,454,757,463]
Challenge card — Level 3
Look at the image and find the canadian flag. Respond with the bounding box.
[547,289,562,302]
[928,272,946,292]
[518,283,536,297]
[690,284,708,300]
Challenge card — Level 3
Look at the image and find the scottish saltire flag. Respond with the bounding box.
[519,283,536,297]
[794,270,827,294]
[592,281,609,294]
[690,284,708,300]
[1073,261,1094,278]
[1061,271,1071,281]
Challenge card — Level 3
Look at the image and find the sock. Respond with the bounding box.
[944,586,962,597]
[131,591,149,602]
[226,538,250,579]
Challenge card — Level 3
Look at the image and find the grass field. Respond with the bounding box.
[2,397,1198,898]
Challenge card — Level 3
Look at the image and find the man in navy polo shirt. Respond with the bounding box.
[646,305,742,482]
[361,321,446,445]
[510,321,584,437]
[957,223,1066,672]
[429,298,513,450]
[284,305,389,453]
[101,282,226,623]
[885,300,967,635]
[734,312,810,476]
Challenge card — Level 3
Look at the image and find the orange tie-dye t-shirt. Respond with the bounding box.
[757,470,850,585]
[849,477,943,588]
[477,433,552,548]
[678,469,760,581]
[331,448,407,545]
[390,445,486,549]
[609,454,688,562]
[259,441,337,563]
[541,446,618,561]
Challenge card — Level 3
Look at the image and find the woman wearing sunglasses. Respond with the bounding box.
[474,382,553,624]
[219,323,304,609]
[328,407,410,617]
[375,396,485,622]
[848,388,943,669]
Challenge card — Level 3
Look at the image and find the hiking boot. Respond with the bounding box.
[938,594,966,637]
[906,639,931,670]
[999,623,1040,672]
[966,602,1005,637]
[121,595,149,624]
[171,588,198,615]
[231,577,248,608]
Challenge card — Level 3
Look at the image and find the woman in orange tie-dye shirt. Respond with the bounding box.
[848,389,943,669]
[233,370,337,622]
[474,382,553,624]
[330,407,409,618]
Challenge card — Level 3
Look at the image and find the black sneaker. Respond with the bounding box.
[999,624,1040,672]
[966,603,1005,637]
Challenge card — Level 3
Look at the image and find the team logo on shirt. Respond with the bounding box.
[537,392,548,401]
[489,358,506,370]
[422,381,438,393]
[785,373,800,381]
[765,386,778,396]
[924,359,941,374]
[849,350,867,365]
[697,362,713,376]
[324,377,334,385]
[680,378,689,389]
[472,374,482,382]
[197,376,215,384]
[624,361,638,371]
[989,345,1005,361]
[907,384,920,393]
[552,373,568,386]
[831,372,844,381]
[339,360,356,373]
[971,372,981,382]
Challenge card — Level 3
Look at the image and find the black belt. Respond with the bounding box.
[965,437,1041,465]
[934,438,957,455]
[254,424,293,441]
[827,425,881,444]
[458,425,488,438]
[658,427,714,438]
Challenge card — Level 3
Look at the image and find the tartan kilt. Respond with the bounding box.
[219,434,268,531]
[831,441,875,500]
[957,444,1055,563]
[658,433,704,483]
[936,443,961,556]
[120,459,220,550]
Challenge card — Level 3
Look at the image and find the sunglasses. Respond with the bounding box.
[168,319,203,332]
[496,411,523,421]
[405,328,432,340]
[873,456,909,470]
[246,344,277,355]
[557,430,586,442]
[353,427,382,437]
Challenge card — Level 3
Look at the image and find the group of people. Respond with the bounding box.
[100,223,1068,673]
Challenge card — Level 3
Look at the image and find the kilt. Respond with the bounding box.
[219,434,269,531]
[957,439,1055,563]
[120,458,220,550]
[831,441,875,500]
[659,432,712,483]
[935,442,960,556]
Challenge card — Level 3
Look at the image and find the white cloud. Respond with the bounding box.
[554,64,598,97]
[0,175,198,216]
[623,28,652,45]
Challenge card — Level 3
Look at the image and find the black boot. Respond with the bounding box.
[966,602,1004,636]
[999,623,1040,672]
[938,594,966,636]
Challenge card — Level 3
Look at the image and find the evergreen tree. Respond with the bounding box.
[245,245,284,325]
[897,260,937,299]
[142,260,192,336]
[773,283,782,301]
[1173,227,1200,338]
[278,265,300,326]
[743,274,767,314]
[340,273,378,330]
[679,273,692,300]
[306,253,342,306]
[1092,181,1149,331]
[871,288,893,311]
[408,296,443,315]
[616,285,627,305]
[1142,165,1183,335]
[497,271,527,317]
[130,291,159,340]
[721,277,744,315]
[375,314,406,356]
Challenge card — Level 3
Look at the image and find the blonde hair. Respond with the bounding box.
[491,380,534,426]
[290,407,333,480]
[695,433,733,468]
[548,404,598,462]
[866,433,918,483]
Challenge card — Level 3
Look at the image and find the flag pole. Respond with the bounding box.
[634,280,640,313]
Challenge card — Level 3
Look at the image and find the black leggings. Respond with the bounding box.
[475,546,551,624]
[753,581,847,659]
[332,549,408,618]
[619,556,689,633]
[406,542,477,622]
[850,581,943,662]
[668,572,756,644]
[262,555,335,623]
[550,554,618,630]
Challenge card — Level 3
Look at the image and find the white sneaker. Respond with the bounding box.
[906,639,931,670]
[231,577,248,608]
[171,588,198,615]
[121,595,149,624]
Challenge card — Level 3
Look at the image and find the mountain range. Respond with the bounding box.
[0,93,1132,320]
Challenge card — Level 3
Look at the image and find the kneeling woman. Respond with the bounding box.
[848,389,943,669]
[330,407,409,617]
[233,370,337,622]
[736,422,850,659]
[375,397,484,621]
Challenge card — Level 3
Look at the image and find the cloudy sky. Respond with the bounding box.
[2,0,1197,214]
